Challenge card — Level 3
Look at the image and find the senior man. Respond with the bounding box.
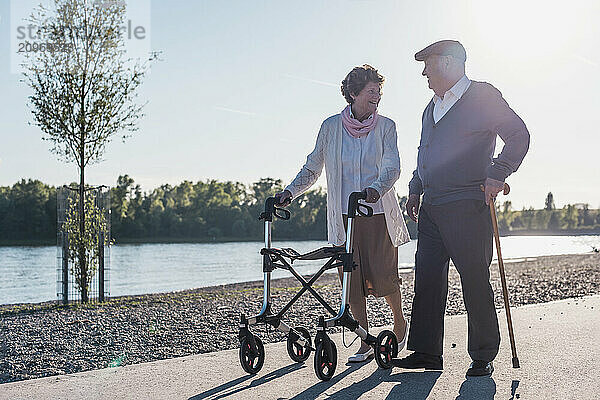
[396,40,530,376]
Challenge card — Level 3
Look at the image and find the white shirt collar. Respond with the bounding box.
[433,75,471,103]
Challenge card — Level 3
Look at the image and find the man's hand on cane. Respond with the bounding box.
[483,178,510,205]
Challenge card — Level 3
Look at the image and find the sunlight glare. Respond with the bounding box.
[467,1,586,61]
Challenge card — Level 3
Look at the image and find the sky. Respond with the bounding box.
[0,0,599,210]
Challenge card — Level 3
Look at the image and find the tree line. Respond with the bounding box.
[495,192,600,232]
[1,177,599,244]
[0,176,328,243]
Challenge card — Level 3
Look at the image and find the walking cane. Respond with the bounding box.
[482,183,520,368]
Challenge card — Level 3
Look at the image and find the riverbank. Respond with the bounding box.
[1,253,599,384]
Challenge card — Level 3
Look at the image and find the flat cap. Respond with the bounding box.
[415,40,466,62]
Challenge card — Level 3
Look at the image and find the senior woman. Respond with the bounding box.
[275,65,411,362]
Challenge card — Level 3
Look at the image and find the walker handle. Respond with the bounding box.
[348,191,373,218]
[260,197,291,221]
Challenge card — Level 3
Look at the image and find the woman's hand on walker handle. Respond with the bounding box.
[406,194,420,222]
[363,187,380,203]
[274,190,292,207]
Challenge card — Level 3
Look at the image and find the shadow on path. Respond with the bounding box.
[324,366,392,399]
[509,379,520,400]
[189,363,305,400]
[292,364,442,400]
[287,361,371,400]
[455,376,497,400]
[385,371,443,400]
[188,361,504,399]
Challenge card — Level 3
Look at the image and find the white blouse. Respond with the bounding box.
[341,126,384,215]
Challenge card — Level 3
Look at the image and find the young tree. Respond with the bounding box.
[63,190,111,295]
[545,192,555,211]
[22,0,158,302]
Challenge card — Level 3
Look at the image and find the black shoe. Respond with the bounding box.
[466,360,494,377]
[392,352,443,370]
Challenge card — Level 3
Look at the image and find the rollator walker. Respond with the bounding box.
[237,191,398,381]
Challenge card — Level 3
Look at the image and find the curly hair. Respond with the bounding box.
[341,64,385,104]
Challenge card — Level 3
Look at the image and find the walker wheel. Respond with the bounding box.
[239,334,265,374]
[375,330,398,369]
[287,327,312,363]
[314,340,337,381]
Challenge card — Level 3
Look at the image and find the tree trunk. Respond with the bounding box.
[79,67,87,303]
[79,157,87,303]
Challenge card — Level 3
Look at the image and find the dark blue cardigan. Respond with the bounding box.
[409,81,530,205]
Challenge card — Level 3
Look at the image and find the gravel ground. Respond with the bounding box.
[1,253,599,384]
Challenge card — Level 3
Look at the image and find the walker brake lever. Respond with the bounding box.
[273,207,291,220]
[357,203,373,217]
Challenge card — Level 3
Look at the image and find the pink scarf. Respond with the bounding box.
[341,105,378,138]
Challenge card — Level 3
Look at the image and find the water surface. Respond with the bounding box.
[1,236,598,304]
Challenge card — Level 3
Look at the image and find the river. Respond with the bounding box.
[1,235,598,304]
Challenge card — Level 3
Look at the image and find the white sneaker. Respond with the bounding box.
[397,322,409,352]
[348,347,374,363]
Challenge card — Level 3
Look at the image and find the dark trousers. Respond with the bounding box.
[407,199,500,362]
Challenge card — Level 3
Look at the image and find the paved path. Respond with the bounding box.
[2,295,599,399]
